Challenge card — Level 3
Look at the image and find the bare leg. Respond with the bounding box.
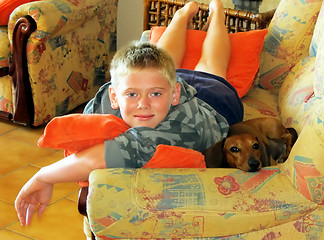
[157,2,199,68]
[195,0,230,79]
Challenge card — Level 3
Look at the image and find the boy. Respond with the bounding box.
[15,0,243,226]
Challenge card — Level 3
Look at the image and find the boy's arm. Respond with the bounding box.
[15,143,106,226]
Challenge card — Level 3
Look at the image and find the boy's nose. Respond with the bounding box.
[137,96,150,109]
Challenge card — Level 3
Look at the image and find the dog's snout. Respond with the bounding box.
[248,158,260,171]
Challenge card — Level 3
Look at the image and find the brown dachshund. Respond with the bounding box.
[203,117,298,172]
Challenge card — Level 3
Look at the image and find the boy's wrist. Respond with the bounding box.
[34,168,52,185]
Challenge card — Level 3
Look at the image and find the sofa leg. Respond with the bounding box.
[79,187,96,240]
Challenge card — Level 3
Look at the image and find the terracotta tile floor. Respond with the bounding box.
[0,117,86,239]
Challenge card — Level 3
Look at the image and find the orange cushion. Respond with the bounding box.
[143,145,205,168]
[38,114,130,156]
[0,0,36,26]
[38,114,206,186]
[150,27,268,98]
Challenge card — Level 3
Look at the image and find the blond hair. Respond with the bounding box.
[110,41,177,88]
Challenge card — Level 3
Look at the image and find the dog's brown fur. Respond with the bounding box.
[203,117,298,172]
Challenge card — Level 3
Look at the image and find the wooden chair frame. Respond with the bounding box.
[143,0,275,33]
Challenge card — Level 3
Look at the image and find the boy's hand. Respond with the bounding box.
[14,143,106,226]
[15,173,53,226]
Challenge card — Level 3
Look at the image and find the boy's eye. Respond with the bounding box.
[126,92,137,97]
[151,92,161,97]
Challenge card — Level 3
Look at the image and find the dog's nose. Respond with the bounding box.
[248,158,260,171]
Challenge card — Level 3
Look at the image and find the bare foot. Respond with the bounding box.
[202,0,225,31]
[209,0,224,13]
[179,1,199,29]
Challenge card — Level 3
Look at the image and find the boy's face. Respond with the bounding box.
[109,68,181,128]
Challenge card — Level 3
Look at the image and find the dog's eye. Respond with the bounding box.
[253,143,260,150]
[230,147,240,153]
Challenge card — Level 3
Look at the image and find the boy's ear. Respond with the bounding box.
[108,86,119,109]
[171,82,181,106]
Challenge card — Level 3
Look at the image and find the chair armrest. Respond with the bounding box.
[8,0,117,44]
[87,167,320,238]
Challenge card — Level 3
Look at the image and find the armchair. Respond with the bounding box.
[0,0,117,126]
[81,0,324,239]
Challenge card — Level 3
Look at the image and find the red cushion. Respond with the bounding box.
[150,27,268,98]
[0,0,36,26]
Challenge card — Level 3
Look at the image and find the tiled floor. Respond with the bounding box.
[0,117,86,239]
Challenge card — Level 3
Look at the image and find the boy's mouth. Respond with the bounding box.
[134,114,154,121]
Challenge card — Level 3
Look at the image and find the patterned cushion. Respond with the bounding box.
[309,3,324,57]
[278,57,320,133]
[314,29,324,98]
[258,0,322,89]
[282,106,324,191]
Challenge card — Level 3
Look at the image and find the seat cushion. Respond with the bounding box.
[0,27,9,68]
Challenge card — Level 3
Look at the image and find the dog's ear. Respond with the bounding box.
[259,140,271,167]
[268,139,286,161]
[203,138,226,168]
[287,127,298,146]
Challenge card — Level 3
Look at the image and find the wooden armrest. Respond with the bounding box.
[9,15,36,125]
[78,186,88,217]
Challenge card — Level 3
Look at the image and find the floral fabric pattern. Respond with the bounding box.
[214,175,240,195]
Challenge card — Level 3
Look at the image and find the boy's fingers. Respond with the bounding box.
[37,203,48,219]
[26,204,37,226]
[15,199,26,226]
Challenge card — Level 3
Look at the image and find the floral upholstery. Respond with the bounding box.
[257,0,322,90]
[86,0,324,239]
[0,0,117,126]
